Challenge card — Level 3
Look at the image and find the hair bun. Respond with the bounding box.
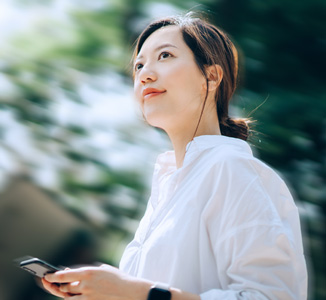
[220,117,250,141]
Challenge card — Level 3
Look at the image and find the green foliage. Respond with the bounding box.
[0,1,152,258]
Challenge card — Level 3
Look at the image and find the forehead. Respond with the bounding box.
[137,25,187,57]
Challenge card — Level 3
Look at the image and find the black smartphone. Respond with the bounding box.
[19,257,62,278]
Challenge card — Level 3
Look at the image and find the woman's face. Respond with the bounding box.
[133,25,208,133]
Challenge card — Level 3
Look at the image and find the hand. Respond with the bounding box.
[42,264,151,300]
[42,267,74,298]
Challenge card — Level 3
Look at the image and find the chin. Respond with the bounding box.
[144,112,169,130]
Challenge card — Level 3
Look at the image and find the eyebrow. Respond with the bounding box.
[136,43,178,60]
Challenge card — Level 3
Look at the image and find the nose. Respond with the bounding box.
[139,65,157,85]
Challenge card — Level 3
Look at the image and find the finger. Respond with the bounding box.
[45,269,83,283]
[41,278,68,298]
[60,281,82,295]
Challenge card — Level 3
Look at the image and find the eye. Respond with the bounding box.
[158,51,173,60]
[134,62,143,71]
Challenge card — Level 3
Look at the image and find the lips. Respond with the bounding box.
[142,88,166,99]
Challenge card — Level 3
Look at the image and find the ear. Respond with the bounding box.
[205,64,223,92]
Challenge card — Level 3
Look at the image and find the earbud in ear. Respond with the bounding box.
[208,80,217,91]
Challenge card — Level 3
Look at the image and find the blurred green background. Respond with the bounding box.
[0,0,325,299]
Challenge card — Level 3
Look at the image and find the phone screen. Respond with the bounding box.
[20,258,61,278]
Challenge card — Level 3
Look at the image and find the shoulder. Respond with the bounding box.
[191,136,296,215]
[194,136,271,181]
[185,135,292,202]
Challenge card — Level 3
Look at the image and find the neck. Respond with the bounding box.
[166,109,221,169]
[168,133,193,169]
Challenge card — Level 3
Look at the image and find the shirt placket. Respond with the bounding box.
[141,170,180,245]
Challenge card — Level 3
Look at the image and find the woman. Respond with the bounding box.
[42,13,308,300]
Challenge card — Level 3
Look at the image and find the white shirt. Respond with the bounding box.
[119,135,307,300]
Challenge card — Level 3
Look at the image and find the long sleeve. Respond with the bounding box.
[200,155,307,299]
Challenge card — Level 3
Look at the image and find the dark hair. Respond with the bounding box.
[133,13,250,141]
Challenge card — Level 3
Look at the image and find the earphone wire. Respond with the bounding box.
[183,85,209,159]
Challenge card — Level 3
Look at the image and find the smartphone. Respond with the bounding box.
[19,257,62,278]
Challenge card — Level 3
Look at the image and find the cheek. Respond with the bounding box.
[172,62,204,86]
[171,67,206,99]
[133,83,142,104]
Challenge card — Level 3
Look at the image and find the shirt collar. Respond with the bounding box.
[156,135,253,171]
[187,135,252,155]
